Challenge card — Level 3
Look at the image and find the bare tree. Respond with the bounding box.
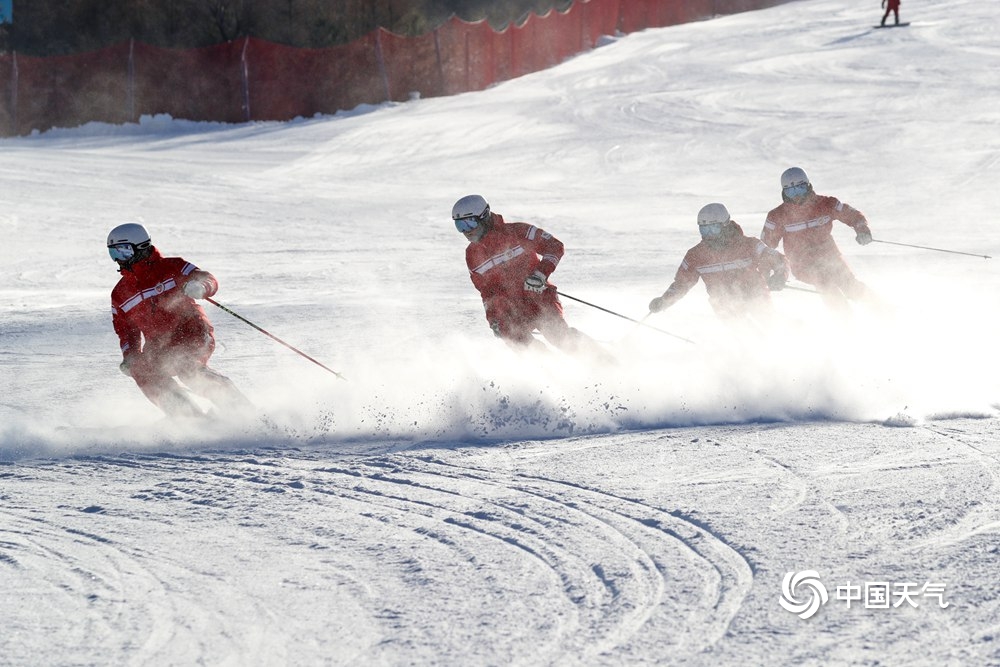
[5,0,568,54]
[205,0,244,42]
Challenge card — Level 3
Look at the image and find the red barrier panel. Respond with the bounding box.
[9,43,131,135]
[132,41,246,123]
[0,54,13,135]
[435,18,499,96]
[0,0,788,136]
[378,29,445,103]
[619,0,715,33]
[511,6,580,79]
[581,0,624,48]
[245,35,386,120]
[716,0,784,15]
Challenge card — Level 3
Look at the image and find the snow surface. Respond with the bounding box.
[2,0,1000,664]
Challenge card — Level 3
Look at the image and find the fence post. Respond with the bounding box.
[464,30,470,92]
[433,27,445,96]
[127,39,135,122]
[11,51,17,135]
[375,29,391,101]
[240,36,251,122]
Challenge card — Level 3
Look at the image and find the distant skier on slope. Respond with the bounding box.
[761,167,875,309]
[106,222,251,418]
[881,0,901,26]
[648,203,789,321]
[453,194,610,360]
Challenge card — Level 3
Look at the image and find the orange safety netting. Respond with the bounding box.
[0,0,783,136]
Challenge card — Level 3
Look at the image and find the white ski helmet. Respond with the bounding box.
[107,222,152,265]
[697,203,731,227]
[697,203,732,241]
[452,194,490,223]
[452,194,492,241]
[780,167,813,203]
[780,167,810,189]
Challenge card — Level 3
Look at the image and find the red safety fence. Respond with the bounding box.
[0,0,785,137]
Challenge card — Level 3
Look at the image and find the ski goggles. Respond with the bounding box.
[699,221,727,239]
[108,243,135,262]
[783,183,810,199]
[454,216,481,233]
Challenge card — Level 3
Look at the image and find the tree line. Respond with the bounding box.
[3,0,574,56]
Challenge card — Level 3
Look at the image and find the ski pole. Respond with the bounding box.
[206,297,347,380]
[873,239,991,259]
[784,284,819,294]
[556,291,695,345]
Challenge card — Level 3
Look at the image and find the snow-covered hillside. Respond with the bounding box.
[2,0,999,664]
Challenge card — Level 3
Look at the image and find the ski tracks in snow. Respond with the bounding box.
[4,417,999,665]
[0,472,278,665]
[0,443,755,666]
[371,453,753,660]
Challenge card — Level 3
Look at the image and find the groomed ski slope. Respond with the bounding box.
[2,0,999,664]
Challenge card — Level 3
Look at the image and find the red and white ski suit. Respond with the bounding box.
[465,215,581,350]
[660,223,788,318]
[761,195,869,299]
[111,247,233,416]
[882,0,901,24]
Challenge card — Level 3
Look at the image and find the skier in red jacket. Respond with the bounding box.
[648,203,789,320]
[453,194,608,359]
[761,167,874,308]
[107,223,250,418]
[881,0,901,26]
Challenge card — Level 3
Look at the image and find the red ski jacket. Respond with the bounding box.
[662,223,788,313]
[110,248,219,359]
[761,195,868,277]
[465,215,564,313]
